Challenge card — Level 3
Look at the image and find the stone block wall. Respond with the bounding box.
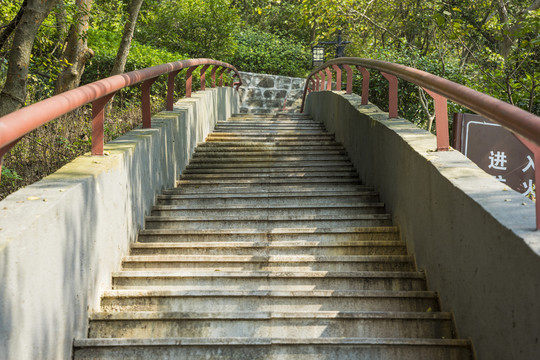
[238,71,306,114]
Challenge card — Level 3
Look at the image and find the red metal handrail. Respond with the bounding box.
[0,58,242,176]
[301,57,540,229]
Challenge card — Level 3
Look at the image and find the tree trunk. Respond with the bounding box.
[54,0,94,95]
[0,0,28,53]
[0,0,59,117]
[54,1,68,52]
[110,0,144,76]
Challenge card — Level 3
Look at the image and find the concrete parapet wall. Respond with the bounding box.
[238,72,305,114]
[305,91,540,360]
[0,87,239,360]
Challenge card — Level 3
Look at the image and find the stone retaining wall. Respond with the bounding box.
[238,72,306,114]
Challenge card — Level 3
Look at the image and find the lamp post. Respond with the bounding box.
[311,30,351,67]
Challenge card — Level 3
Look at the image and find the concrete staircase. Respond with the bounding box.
[74,114,474,359]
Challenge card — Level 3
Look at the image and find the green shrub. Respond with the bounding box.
[229,29,311,78]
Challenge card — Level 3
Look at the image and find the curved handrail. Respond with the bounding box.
[0,58,242,165]
[301,57,540,229]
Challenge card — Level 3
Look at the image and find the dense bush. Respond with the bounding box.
[229,29,311,77]
[83,29,191,107]
[136,0,240,60]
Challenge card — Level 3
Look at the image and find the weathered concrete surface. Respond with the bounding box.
[305,91,540,360]
[0,87,239,360]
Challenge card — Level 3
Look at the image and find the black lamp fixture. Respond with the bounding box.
[312,30,351,68]
[312,46,325,68]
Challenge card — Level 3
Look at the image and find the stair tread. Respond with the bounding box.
[74,337,472,346]
[89,311,452,321]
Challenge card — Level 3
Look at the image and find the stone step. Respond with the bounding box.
[183,160,353,168]
[188,155,351,164]
[120,255,414,272]
[195,144,346,151]
[157,191,379,204]
[167,185,371,195]
[73,337,473,360]
[150,205,386,217]
[205,133,334,145]
[180,171,359,179]
[183,166,355,174]
[192,151,349,159]
[111,271,426,291]
[144,215,393,230]
[136,226,401,243]
[211,130,330,135]
[200,141,343,147]
[100,289,438,313]
[150,204,384,217]
[129,240,407,256]
[87,311,455,339]
[213,125,325,131]
[175,178,360,186]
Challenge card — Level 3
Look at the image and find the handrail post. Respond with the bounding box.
[211,66,220,88]
[325,67,332,90]
[167,70,181,111]
[92,93,116,155]
[199,65,211,91]
[381,72,398,118]
[332,65,342,91]
[422,88,449,151]
[356,66,370,105]
[141,77,159,128]
[185,66,198,98]
[218,67,227,87]
[342,65,353,94]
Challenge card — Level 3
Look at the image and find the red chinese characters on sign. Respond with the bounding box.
[453,113,535,197]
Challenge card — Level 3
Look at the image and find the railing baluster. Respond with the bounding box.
[167,70,181,111]
[332,65,342,91]
[381,72,398,118]
[356,66,370,105]
[314,74,320,91]
[141,77,159,128]
[92,93,116,155]
[325,67,332,91]
[199,65,211,91]
[422,88,449,151]
[185,66,198,98]
[319,71,325,91]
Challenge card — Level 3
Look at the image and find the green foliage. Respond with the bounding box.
[233,0,311,45]
[1,166,22,187]
[136,0,240,60]
[229,29,310,77]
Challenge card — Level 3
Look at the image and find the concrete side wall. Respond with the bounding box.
[0,88,239,360]
[305,91,540,360]
[238,72,305,114]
